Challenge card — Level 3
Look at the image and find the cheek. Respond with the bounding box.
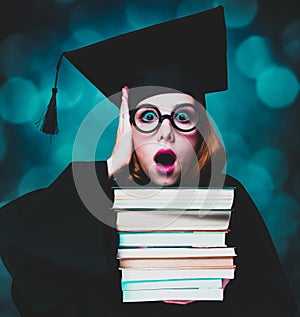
[176,133,200,167]
[132,130,145,156]
[132,131,153,166]
[182,132,200,152]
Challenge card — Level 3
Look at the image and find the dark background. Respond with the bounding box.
[0,0,300,316]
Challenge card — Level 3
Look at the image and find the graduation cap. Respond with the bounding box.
[37,5,227,135]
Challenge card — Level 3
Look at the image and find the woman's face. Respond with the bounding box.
[132,93,200,186]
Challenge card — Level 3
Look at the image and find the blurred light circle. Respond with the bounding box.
[236,36,274,79]
[18,166,57,197]
[216,0,258,28]
[38,62,85,112]
[282,19,300,63]
[50,143,73,166]
[69,5,103,36]
[230,157,274,209]
[0,31,49,105]
[206,92,236,130]
[176,0,215,17]
[222,132,250,158]
[40,87,74,112]
[53,60,86,109]
[0,34,29,78]
[256,66,299,108]
[125,1,175,29]
[251,148,289,188]
[61,33,83,53]
[72,28,102,47]
[70,100,119,162]
[69,4,128,41]
[284,40,300,64]
[0,77,41,124]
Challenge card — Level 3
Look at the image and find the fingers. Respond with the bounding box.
[117,86,129,137]
[122,86,130,131]
[122,85,129,103]
[163,300,196,305]
[107,86,132,178]
[222,278,230,289]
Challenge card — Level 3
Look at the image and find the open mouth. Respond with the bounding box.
[154,149,177,174]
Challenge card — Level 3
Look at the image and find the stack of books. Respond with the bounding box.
[112,186,236,303]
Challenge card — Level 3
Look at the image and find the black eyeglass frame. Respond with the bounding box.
[129,103,200,134]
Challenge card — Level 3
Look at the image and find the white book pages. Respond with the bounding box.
[122,288,224,302]
[113,187,235,210]
[121,278,222,290]
[118,231,226,247]
[117,247,236,259]
[121,267,235,281]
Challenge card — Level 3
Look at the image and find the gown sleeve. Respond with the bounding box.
[224,175,297,316]
[0,161,118,315]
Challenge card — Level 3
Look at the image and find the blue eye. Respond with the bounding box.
[174,111,190,123]
[141,111,158,122]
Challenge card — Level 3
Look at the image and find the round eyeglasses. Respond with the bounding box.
[130,103,200,133]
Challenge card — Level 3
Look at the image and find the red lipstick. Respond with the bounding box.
[154,148,177,174]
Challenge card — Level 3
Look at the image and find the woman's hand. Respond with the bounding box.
[107,86,133,178]
[163,300,195,305]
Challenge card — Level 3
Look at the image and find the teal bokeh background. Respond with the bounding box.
[0,0,300,316]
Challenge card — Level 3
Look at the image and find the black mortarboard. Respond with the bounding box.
[37,5,227,135]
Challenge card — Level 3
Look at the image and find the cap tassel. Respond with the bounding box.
[35,54,64,137]
[38,87,59,134]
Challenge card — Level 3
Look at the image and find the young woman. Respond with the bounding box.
[0,6,297,317]
[108,88,212,186]
[0,85,296,317]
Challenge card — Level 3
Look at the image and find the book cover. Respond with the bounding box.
[113,187,235,210]
[121,278,223,291]
[118,231,227,247]
[122,288,224,302]
[120,267,236,281]
[117,247,236,259]
[119,256,234,269]
[116,210,232,231]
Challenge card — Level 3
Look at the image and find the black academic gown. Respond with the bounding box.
[0,161,297,317]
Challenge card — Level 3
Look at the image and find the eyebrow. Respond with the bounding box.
[174,102,196,108]
[135,103,157,108]
[136,102,196,109]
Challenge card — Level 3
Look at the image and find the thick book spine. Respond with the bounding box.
[121,278,222,290]
[113,187,235,210]
[122,288,224,302]
[117,247,236,259]
[121,267,236,281]
[118,231,227,247]
[116,210,232,231]
[119,257,234,269]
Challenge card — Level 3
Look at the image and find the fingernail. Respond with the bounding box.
[122,86,129,100]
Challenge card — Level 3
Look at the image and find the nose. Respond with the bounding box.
[157,117,175,142]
